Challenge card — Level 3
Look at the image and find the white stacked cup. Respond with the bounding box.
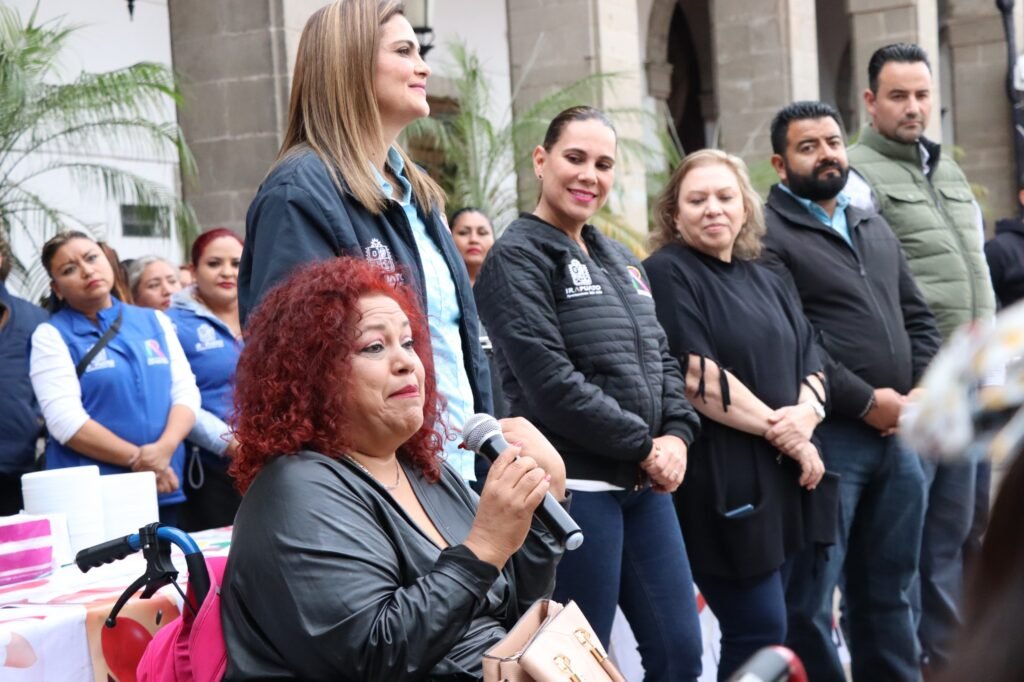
[21,466,106,555]
[100,472,159,540]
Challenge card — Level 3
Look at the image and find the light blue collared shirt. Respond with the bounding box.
[779,183,852,246]
[373,148,475,480]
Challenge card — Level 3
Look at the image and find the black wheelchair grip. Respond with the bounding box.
[75,536,135,572]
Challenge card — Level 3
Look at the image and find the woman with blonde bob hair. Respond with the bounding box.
[238,0,493,481]
[643,149,836,680]
[650,149,766,258]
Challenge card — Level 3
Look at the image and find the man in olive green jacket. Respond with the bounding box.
[845,43,996,676]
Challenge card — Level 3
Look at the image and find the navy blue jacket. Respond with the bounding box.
[239,148,492,414]
[0,283,48,475]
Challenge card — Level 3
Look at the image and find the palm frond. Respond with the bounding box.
[408,39,654,235]
[0,5,197,276]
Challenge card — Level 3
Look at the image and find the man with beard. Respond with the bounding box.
[758,100,942,682]
[845,44,995,677]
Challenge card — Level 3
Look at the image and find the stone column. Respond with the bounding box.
[847,0,942,141]
[944,0,1020,224]
[506,0,649,234]
[711,0,820,160]
[167,0,322,233]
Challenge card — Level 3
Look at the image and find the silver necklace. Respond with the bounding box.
[344,454,401,491]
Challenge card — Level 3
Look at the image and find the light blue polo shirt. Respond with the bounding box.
[373,148,475,479]
[779,183,852,246]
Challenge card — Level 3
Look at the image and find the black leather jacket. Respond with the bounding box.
[221,451,564,681]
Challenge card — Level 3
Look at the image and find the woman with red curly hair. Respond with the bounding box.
[221,257,568,680]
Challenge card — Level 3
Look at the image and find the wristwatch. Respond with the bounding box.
[808,399,826,422]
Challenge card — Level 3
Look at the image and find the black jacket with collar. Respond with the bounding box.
[474,213,699,488]
[238,148,492,414]
[986,217,1024,307]
[760,185,942,418]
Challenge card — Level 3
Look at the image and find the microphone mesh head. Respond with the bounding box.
[462,413,502,452]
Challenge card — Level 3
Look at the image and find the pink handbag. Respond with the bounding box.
[136,555,228,682]
[483,600,626,682]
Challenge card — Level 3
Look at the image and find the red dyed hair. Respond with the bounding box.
[190,227,243,267]
[229,257,444,492]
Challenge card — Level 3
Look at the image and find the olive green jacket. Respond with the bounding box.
[848,125,995,339]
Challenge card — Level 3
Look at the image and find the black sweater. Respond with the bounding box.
[475,214,699,488]
[645,244,833,578]
[760,185,942,418]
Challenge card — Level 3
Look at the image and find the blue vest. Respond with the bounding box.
[43,300,185,506]
[166,301,241,467]
[0,284,48,474]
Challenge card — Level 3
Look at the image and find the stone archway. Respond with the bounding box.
[645,0,715,153]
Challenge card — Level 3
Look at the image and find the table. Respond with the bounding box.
[0,527,231,681]
[1,526,832,681]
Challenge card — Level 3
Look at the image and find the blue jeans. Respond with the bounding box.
[695,570,787,681]
[915,457,976,668]
[552,487,702,682]
[783,419,926,682]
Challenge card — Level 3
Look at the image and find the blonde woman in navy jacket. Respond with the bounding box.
[238,2,492,484]
[29,231,199,523]
[167,228,244,531]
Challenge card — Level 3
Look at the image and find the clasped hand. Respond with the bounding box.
[131,441,180,493]
[640,435,688,493]
[765,402,820,453]
[766,403,824,489]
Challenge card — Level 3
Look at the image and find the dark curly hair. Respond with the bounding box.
[230,256,444,492]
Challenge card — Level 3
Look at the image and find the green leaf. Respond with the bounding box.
[405,38,660,245]
[0,4,197,300]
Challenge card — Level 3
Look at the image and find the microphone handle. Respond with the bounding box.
[478,434,584,551]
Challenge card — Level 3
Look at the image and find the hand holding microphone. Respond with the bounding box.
[462,414,583,553]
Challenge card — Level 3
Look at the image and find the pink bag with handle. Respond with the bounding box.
[136,555,228,682]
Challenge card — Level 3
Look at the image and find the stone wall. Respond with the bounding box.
[945,2,1021,224]
[506,0,649,233]
[168,0,305,233]
[711,0,819,160]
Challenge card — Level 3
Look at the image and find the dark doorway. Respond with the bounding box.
[667,4,707,153]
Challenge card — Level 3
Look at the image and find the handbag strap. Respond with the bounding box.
[76,308,124,377]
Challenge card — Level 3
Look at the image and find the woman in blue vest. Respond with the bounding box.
[29,231,200,523]
[167,227,244,531]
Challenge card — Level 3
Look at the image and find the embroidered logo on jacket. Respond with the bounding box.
[564,259,603,299]
[627,266,653,298]
[144,339,169,365]
[85,348,115,372]
[195,323,225,352]
[364,238,403,285]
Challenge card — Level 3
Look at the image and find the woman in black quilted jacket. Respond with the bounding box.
[475,106,703,682]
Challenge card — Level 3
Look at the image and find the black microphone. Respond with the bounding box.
[462,413,584,551]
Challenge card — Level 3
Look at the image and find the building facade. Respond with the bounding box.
[8,0,1020,296]
[5,0,184,299]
